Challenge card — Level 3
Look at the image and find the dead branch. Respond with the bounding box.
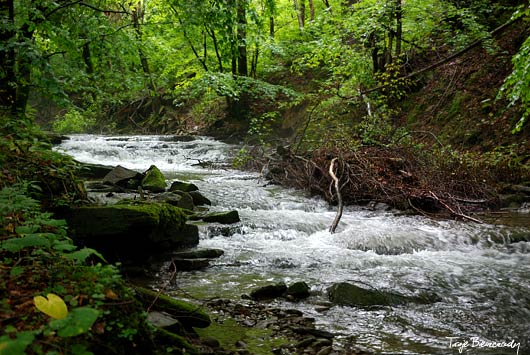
[429,191,483,224]
[329,158,343,233]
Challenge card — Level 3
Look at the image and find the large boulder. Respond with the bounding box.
[142,165,167,193]
[327,282,440,307]
[76,161,114,180]
[67,201,198,262]
[102,165,144,189]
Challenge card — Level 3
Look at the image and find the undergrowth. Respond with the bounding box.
[0,183,155,355]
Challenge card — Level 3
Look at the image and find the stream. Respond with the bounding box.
[55,134,530,355]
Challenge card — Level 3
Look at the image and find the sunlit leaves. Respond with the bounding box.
[34,293,69,319]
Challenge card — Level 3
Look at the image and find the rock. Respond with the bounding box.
[172,258,210,271]
[200,210,240,224]
[173,248,224,259]
[250,282,288,300]
[76,162,114,180]
[103,165,144,188]
[67,202,198,262]
[142,165,167,193]
[189,190,212,206]
[327,282,439,307]
[135,286,211,328]
[44,132,69,145]
[153,191,195,210]
[291,327,334,339]
[147,311,181,328]
[85,181,123,193]
[286,282,311,300]
[167,135,196,142]
[169,180,199,193]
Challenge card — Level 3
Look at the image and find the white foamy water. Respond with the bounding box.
[56,135,530,355]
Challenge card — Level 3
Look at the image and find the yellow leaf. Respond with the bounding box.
[34,293,68,320]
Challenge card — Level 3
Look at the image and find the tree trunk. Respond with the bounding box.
[82,42,94,74]
[309,0,314,22]
[237,0,248,77]
[0,0,17,114]
[131,4,151,76]
[394,0,402,60]
[269,16,274,38]
[293,0,305,30]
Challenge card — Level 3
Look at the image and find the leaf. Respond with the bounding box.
[34,293,68,320]
[65,248,106,263]
[49,307,100,337]
[0,331,36,355]
[1,234,51,252]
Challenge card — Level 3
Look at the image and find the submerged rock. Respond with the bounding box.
[327,282,440,307]
[172,258,211,271]
[142,165,167,192]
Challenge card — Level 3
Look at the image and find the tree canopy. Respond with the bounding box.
[1,0,528,135]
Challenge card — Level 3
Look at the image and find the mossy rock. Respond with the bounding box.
[154,328,199,355]
[135,286,211,329]
[67,202,198,261]
[169,180,199,193]
[142,165,167,192]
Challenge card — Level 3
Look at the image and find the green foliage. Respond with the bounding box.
[499,10,530,132]
[53,109,97,134]
[0,183,152,354]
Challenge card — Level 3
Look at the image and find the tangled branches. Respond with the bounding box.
[262,145,499,221]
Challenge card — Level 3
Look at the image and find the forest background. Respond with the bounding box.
[1,1,530,354]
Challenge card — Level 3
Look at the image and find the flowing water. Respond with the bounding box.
[56,135,530,355]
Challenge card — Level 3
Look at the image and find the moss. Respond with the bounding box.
[154,328,199,355]
[142,165,167,192]
[68,202,197,261]
[195,318,290,355]
[134,286,211,328]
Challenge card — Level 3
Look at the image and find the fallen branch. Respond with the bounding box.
[429,191,483,224]
[329,158,344,233]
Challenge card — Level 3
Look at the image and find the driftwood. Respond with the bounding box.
[328,158,343,233]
